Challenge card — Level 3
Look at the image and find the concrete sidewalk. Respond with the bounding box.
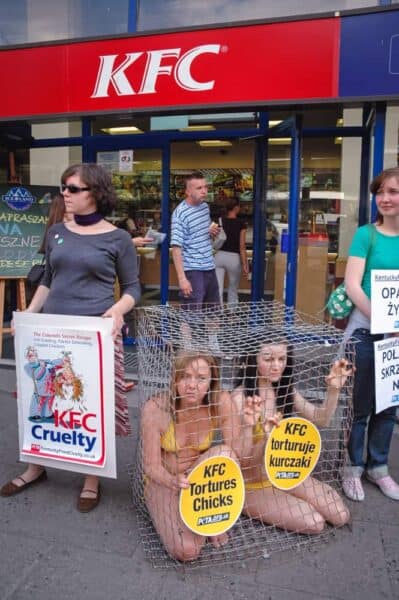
[0,365,398,600]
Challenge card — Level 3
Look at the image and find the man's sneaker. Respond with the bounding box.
[342,475,365,501]
[366,473,399,501]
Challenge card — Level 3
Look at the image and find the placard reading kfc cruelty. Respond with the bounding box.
[14,312,116,477]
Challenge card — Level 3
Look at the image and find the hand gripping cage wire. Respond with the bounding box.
[129,300,355,570]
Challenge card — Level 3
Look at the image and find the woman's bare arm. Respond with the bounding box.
[141,398,178,489]
[345,255,370,318]
[293,359,353,428]
[26,284,50,313]
[239,228,249,276]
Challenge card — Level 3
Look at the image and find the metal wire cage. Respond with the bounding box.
[130,300,355,570]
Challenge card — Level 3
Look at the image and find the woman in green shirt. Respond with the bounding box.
[343,167,399,502]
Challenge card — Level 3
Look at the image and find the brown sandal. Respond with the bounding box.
[77,485,101,513]
[0,470,47,497]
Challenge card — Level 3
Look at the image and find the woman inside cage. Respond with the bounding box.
[141,351,237,562]
[230,339,352,534]
[1,163,141,512]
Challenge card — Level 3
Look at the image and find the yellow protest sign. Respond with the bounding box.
[179,455,245,536]
[264,417,321,490]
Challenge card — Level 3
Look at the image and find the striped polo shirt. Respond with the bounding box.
[171,200,215,271]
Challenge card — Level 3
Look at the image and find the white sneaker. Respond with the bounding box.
[342,475,365,501]
[366,473,399,501]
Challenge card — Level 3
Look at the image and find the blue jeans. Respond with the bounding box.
[180,269,220,309]
[348,328,397,471]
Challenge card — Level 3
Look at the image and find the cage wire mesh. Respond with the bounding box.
[129,300,355,571]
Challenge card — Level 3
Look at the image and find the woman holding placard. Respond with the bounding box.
[231,341,351,534]
[141,352,238,562]
[1,163,141,511]
[342,166,399,502]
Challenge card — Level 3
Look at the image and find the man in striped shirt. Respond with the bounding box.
[171,171,220,309]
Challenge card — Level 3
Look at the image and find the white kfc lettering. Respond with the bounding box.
[91,44,222,98]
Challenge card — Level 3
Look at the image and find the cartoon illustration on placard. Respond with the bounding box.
[25,346,62,423]
[25,347,85,423]
[53,351,85,414]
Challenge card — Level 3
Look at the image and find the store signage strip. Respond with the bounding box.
[0,18,339,119]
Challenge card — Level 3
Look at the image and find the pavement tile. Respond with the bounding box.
[6,542,164,600]
[379,523,399,596]
[251,523,392,600]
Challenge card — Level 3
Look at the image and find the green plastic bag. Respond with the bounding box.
[327,282,353,320]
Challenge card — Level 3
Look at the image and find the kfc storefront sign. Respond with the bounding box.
[92,44,222,97]
[0,19,340,119]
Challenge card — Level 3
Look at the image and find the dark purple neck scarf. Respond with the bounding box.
[74,212,103,226]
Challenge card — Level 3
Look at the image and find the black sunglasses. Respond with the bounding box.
[60,184,91,194]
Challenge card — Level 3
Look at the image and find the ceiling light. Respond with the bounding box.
[268,120,283,127]
[269,138,292,145]
[336,118,344,127]
[101,126,143,134]
[189,112,255,123]
[181,125,216,131]
[334,137,343,144]
[196,140,233,147]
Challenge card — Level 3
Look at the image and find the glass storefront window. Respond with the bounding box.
[92,113,258,135]
[29,147,82,186]
[171,140,255,301]
[0,0,129,46]
[384,105,399,168]
[266,140,291,301]
[32,121,82,140]
[266,130,364,320]
[96,149,163,306]
[137,0,380,31]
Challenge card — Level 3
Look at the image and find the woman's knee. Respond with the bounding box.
[207,443,237,461]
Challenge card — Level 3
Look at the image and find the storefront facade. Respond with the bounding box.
[1,2,399,316]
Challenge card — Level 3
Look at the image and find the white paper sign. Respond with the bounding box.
[119,150,133,172]
[371,270,399,334]
[374,335,399,414]
[14,312,117,478]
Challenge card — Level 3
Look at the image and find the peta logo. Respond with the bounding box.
[91,44,222,97]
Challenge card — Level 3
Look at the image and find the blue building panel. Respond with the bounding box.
[340,10,399,97]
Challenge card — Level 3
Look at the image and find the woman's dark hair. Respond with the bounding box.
[369,166,399,225]
[61,163,117,216]
[222,196,240,215]
[39,193,65,254]
[241,342,295,416]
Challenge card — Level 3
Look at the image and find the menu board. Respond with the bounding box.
[0,185,54,278]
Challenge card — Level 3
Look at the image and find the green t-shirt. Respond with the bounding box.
[348,224,399,298]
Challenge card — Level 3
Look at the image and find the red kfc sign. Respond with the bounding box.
[91,44,222,97]
[0,18,340,119]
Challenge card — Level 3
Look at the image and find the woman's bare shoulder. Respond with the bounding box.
[142,392,170,421]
